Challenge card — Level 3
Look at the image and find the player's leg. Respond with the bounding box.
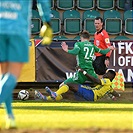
[35,90,47,100]
[43,78,73,100]
[57,70,93,97]
[4,96,16,129]
[55,78,75,97]
[55,84,69,96]
[66,83,79,92]
[0,35,29,128]
[0,65,17,129]
[0,36,18,103]
[74,87,95,101]
[45,86,57,99]
[54,72,87,98]
[35,89,63,101]
[58,71,85,93]
[47,95,63,101]
[0,62,8,74]
[0,62,24,102]
[86,69,98,79]
[0,63,24,129]
[44,71,87,100]
[44,86,65,100]
[56,83,95,101]
[93,55,107,79]
[0,34,28,101]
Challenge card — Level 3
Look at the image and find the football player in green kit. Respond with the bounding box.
[35,31,115,101]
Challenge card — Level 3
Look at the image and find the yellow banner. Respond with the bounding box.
[18,39,35,82]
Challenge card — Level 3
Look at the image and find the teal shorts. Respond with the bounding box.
[0,34,29,62]
[64,69,97,84]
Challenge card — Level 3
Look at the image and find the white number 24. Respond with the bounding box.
[84,47,94,59]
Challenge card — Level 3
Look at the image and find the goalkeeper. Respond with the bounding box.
[0,0,52,129]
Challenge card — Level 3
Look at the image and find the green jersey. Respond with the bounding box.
[68,41,110,69]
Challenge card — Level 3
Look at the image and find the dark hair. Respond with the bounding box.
[80,31,90,39]
[95,17,103,23]
[108,70,116,81]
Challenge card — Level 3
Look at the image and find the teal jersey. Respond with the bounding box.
[0,0,50,37]
[68,41,110,69]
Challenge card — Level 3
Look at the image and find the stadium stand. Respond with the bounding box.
[51,10,61,34]
[50,0,54,9]
[31,0,132,40]
[63,9,82,34]
[97,0,115,10]
[34,35,42,39]
[103,10,122,34]
[83,10,101,35]
[56,0,75,10]
[124,10,133,35]
[53,35,69,41]
[125,0,133,10]
[117,0,125,10]
[31,10,42,35]
[114,35,130,40]
[32,9,40,18]
[73,35,81,41]
[117,0,133,10]
[76,0,95,10]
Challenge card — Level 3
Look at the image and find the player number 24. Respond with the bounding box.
[84,47,94,59]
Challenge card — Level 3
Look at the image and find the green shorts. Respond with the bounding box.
[64,69,97,84]
[0,34,29,62]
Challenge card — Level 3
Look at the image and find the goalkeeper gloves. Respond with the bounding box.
[40,22,53,45]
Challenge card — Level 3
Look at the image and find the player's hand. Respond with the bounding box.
[112,93,121,101]
[76,66,83,72]
[112,96,117,101]
[108,46,115,50]
[75,66,79,71]
[61,42,68,52]
[40,22,53,45]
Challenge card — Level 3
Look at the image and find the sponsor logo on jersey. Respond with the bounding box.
[96,40,100,46]
[105,38,110,43]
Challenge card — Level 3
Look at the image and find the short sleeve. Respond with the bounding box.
[100,78,111,86]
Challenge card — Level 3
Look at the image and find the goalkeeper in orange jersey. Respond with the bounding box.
[35,68,120,102]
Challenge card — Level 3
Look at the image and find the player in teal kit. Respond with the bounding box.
[0,0,52,129]
[35,31,115,101]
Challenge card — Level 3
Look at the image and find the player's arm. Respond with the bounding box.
[110,90,121,97]
[107,85,121,100]
[78,67,102,85]
[94,45,115,55]
[37,0,51,23]
[103,31,111,58]
[61,42,80,55]
[103,32,112,67]
[37,0,53,45]
[103,31,112,68]
[108,90,121,100]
